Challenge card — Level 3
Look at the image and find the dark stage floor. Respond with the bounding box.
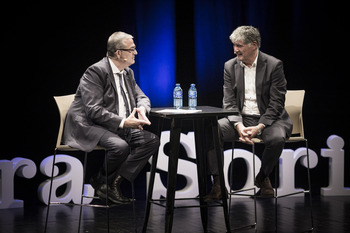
[1,195,349,233]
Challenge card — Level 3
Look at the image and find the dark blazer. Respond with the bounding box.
[223,51,292,135]
[63,57,151,152]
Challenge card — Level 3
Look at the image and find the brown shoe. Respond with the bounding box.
[260,177,274,198]
[255,172,274,198]
[204,176,228,202]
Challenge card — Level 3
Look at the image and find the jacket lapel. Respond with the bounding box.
[234,61,244,110]
[255,52,266,112]
[105,57,120,113]
[106,58,118,93]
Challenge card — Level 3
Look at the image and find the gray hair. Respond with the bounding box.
[107,31,134,57]
[229,26,261,48]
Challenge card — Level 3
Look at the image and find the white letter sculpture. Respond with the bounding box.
[223,148,261,197]
[0,158,36,209]
[38,154,94,205]
[147,131,199,199]
[278,148,318,196]
[321,135,350,196]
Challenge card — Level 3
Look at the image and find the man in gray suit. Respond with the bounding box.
[205,26,293,201]
[63,31,160,204]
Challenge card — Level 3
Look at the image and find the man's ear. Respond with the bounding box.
[114,50,122,59]
[252,41,258,49]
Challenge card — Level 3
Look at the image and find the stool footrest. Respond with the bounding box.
[149,198,225,209]
[49,202,111,208]
[229,187,256,196]
[232,223,257,232]
[276,190,308,199]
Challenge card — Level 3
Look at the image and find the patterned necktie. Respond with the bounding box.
[118,72,131,117]
[118,72,131,141]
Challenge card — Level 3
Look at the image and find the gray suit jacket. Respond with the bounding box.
[223,51,292,135]
[63,57,151,152]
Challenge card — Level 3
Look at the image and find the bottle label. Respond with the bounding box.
[188,91,197,98]
[174,91,183,98]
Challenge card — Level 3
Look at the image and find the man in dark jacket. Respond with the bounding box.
[205,26,293,201]
[63,31,160,204]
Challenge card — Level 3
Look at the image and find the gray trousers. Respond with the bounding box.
[98,129,160,183]
[207,116,291,177]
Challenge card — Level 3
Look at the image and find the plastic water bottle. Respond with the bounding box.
[188,83,197,110]
[173,83,183,109]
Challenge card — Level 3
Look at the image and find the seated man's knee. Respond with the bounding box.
[218,118,235,142]
[108,140,130,157]
[150,134,160,148]
[264,134,285,148]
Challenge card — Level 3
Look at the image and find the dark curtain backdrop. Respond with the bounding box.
[2,0,347,202]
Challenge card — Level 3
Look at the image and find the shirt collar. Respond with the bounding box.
[240,50,259,68]
[108,57,125,75]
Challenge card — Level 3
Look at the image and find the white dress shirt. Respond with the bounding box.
[241,52,260,116]
[108,58,131,128]
[234,52,266,129]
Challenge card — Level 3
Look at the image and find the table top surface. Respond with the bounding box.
[150,106,238,119]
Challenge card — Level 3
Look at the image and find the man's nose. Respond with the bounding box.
[233,46,237,53]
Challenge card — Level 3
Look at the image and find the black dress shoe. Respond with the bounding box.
[90,175,109,202]
[95,183,109,201]
[90,174,132,204]
[89,174,101,190]
[108,175,133,204]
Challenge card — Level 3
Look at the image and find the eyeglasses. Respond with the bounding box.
[116,48,137,53]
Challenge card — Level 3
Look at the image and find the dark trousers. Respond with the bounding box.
[97,129,160,183]
[208,116,291,177]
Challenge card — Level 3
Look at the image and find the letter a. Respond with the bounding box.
[38,154,94,205]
